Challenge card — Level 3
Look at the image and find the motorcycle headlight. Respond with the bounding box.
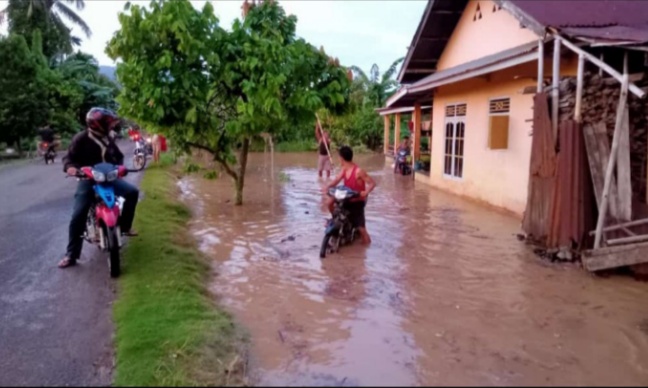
[146,137,152,143]
[92,170,106,183]
[334,189,347,200]
[106,170,119,182]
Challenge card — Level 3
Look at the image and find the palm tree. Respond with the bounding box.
[349,57,404,108]
[1,0,91,39]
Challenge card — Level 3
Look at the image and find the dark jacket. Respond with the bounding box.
[38,128,55,143]
[62,130,124,172]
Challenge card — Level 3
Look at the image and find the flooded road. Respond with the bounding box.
[180,152,648,386]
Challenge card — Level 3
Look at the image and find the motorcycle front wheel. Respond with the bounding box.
[320,232,340,259]
[106,227,121,278]
[133,154,146,170]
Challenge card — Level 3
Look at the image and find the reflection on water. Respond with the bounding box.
[180,152,648,386]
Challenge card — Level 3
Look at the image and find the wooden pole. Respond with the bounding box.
[589,217,648,235]
[537,39,544,92]
[552,37,561,141]
[315,113,334,168]
[575,54,585,122]
[599,53,603,76]
[394,113,401,156]
[383,115,391,155]
[593,73,630,249]
[412,103,422,175]
[558,35,645,98]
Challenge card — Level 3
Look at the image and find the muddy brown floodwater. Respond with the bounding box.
[179,152,648,386]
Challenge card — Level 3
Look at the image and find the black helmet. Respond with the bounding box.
[86,107,119,136]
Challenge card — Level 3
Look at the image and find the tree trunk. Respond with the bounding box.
[234,137,251,206]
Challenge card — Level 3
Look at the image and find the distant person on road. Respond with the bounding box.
[37,124,60,153]
[323,146,376,245]
[58,108,140,269]
[315,122,332,178]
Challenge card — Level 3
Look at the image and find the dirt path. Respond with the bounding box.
[181,152,648,386]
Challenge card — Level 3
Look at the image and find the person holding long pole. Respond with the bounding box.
[315,118,333,178]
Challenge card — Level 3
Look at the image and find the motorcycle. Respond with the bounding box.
[320,186,360,259]
[132,136,152,170]
[70,163,140,278]
[39,141,56,164]
[395,149,412,175]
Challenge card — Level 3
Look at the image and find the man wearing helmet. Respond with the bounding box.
[58,108,140,269]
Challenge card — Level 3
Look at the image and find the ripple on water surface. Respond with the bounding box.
[179,152,648,386]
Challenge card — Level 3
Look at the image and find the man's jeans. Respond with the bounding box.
[66,179,139,260]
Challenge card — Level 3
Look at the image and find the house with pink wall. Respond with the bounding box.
[379,0,648,217]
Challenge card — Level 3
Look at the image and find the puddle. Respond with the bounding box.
[180,151,648,386]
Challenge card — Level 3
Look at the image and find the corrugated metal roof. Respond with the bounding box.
[562,25,648,44]
[386,40,540,108]
[508,0,648,43]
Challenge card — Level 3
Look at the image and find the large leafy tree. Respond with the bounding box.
[107,0,350,205]
[0,34,49,151]
[56,52,119,126]
[350,57,404,107]
[1,0,90,59]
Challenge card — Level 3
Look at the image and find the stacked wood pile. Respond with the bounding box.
[557,72,648,200]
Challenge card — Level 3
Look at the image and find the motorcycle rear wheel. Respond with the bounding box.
[106,227,121,278]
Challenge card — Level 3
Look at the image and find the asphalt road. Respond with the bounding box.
[0,141,141,386]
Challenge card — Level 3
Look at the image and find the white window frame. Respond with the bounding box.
[443,102,466,180]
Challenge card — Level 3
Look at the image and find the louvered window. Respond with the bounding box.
[488,98,510,150]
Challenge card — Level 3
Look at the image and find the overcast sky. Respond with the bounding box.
[0,0,426,75]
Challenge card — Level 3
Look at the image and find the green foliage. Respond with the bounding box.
[0,26,118,150]
[1,0,90,60]
[0,34,48,149]
[107,0,350,205]
[115,166,243,386]
[203,170,218,180]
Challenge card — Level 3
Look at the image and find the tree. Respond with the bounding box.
[350,57,404,108]
[0,34,49,151]
[107,0,350,205]
[0,0,90,59]
[56,52,119,126]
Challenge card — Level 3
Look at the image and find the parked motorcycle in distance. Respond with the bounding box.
[38,141,56,164]
[320,185,360,259]
[132,136,152,170]
[69,163,141,278]
[395,149,412,175]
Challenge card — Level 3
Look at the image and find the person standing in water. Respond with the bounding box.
[324,146,376,245]
[315,122,332,178]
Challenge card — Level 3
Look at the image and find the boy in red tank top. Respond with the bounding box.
[323,146,376,245]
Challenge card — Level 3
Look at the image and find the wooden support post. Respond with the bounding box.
[394,113,401,156]
[589,217,648,236]
[617,51,632,221]
[594,74,630,249]
[574,54,585,122]
[599,53,603,76]
[412,103,422,173]
[383,115,391,155]
[552,38,561,141]
[537,39,544,92]
[558,36,645,98]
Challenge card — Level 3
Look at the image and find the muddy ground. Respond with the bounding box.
[179,152,648,386]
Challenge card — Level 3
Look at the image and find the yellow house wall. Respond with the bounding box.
[414,56,578,216]
[437,0,538,71]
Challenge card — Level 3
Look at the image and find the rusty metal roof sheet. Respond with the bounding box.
[510,0,648,28]
[508,0,648,43]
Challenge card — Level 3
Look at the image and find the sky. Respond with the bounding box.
[0,0,427,75]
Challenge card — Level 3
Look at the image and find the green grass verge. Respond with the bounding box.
[113,159,247,387]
